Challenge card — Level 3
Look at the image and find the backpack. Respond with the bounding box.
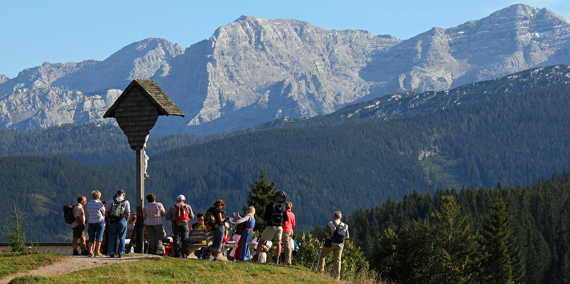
[175,205,189,227]
[62,204,77,224]
[270,191,287,226]
[292,240,301,256]
[204,208,217,230]
[109,198,126,222]
[331,221,347,243]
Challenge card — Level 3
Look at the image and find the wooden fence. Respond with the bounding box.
[0,243,75,255]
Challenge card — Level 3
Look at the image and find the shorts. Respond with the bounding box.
[72,224,85,239]
[260,225,283,241]
[88,221,105,243]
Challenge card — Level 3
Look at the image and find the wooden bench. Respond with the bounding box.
[187,229,212,255]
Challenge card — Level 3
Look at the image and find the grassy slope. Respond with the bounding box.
[3,255,362,284]
[0,253,63,278]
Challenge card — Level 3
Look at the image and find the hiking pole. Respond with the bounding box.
[310,238,324,272]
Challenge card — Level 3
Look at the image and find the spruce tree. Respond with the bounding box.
[478,196,524,283]
[245,169,278,231]
[425,195,479,284]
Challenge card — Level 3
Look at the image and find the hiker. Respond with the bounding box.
[71,196,88,255]
[143,193,166,255]
[253,191,288,263]
[100,200,110,255]
[127,214,137,230]
[206,200,229,261]
[191,213,207,259]
[281,201,296,265]
[106,190,131,258]
[231,206,256,261]
[162,228,173,255]
[192,213,206,229]
[86,190,105,257]
[166,195,194,258]
[316,211,350,281]
[251,237,272,263]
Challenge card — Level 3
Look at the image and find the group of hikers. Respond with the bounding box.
[68,189,350,280]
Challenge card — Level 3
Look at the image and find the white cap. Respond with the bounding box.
[177,195,186,201]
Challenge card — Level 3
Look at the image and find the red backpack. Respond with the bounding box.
[175,205,189,226]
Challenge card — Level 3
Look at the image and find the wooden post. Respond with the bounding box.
[135,149,145,252]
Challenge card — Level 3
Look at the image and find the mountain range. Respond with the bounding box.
[1,4,570,136]
[4,63,570,240]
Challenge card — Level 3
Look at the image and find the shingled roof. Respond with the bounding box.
[104,79,185,118]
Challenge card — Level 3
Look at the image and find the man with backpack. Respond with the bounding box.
[70,196,88,255]
[316,211,349,281]
[105,190,131,258]
[252,191,288,263]
[166,195,194,258]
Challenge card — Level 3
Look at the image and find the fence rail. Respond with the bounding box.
[0,242,75,255]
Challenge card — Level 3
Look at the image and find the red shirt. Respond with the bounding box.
[282,209,296,233]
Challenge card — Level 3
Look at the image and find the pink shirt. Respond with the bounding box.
[282,209,296,233]
[71,204,85,228]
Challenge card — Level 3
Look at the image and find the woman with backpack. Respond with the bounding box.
[105,190,131,258]
[231,206,256,261]
[206,200,229,261]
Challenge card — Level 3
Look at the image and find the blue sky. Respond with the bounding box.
[1,0,569,79]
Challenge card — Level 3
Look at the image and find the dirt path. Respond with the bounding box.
[0,254,153,284]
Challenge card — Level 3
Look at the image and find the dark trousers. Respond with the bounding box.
[173,223,189,257]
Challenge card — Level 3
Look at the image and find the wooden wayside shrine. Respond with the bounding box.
[104,79,184,252]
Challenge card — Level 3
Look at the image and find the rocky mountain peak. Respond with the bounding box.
[1,5,570,135]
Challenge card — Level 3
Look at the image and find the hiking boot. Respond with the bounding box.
[109,254,114,258]
[73,250,80,256]
[81,250,89,256]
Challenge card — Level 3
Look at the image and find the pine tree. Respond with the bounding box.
[3,207,30,253]
[425,195,479,284]
[245,169,278,231]
[478,196,524,283]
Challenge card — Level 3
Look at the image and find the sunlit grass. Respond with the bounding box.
[5,256,357,283]
[0,252,63,278]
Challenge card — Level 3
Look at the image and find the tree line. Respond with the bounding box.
[348,171,570,284]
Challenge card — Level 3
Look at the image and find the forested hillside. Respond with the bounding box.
[2,81,570,243]
[0,124,221,164]
[0,156,131,241]
[348,171,570,284]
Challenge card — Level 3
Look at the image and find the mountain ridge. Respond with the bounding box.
[1,4,569,135]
